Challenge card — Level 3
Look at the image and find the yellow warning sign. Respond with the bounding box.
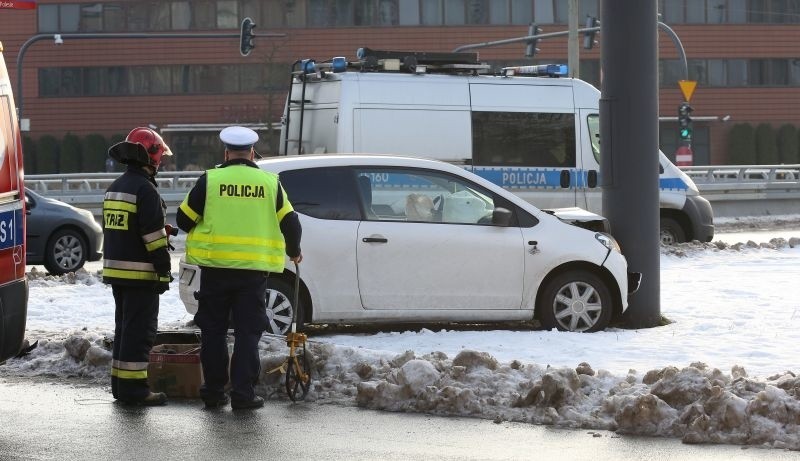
[678,80,697,102]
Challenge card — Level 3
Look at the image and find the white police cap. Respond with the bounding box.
[220,126,259,150]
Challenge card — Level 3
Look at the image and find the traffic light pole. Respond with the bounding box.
[15,31,285,120]
[453,21,688,81]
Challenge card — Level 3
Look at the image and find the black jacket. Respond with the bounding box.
[102,166,171,291]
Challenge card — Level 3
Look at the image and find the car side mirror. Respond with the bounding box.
[492,207,512,226]
[587,170,598,188]
[560,170,570,189]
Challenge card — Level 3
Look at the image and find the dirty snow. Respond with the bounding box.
[3,216,800,451]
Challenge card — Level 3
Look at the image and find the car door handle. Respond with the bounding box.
[362,237,388,243]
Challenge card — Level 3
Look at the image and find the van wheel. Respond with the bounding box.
[539,270,612,333]
[660,217,686,245]
[265,278,305,335]
[44,228,87,275]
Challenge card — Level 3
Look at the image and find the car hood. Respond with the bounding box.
[544,207,610,233]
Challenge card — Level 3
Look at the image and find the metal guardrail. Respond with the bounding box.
[24,165,800,219]
[24,171,204,217]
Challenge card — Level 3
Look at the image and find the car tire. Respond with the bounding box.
[44,228,88,275]
[539,269,613,333]
[265,277,305,335]
[660,217,686,245]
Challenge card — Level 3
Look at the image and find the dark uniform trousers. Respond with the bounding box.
[111,285,160,401]
[195,267,268,402]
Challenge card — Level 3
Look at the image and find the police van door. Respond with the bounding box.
[469,82,578,210]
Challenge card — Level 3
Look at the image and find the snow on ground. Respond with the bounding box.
[3,220,800,451]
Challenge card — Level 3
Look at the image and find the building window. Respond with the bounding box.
[38,64,280,97]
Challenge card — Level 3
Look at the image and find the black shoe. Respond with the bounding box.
[119,392,167,407]
[203,394,230,409]
[231,395,264,410]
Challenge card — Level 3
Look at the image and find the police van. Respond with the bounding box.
[279,48,714,244]
[0,41,29,362]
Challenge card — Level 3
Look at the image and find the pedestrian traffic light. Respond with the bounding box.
[583,16,599,50]
[525,23,541,58]
[678,101,693,141]
[240,17,256,57]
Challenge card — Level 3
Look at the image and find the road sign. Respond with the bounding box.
[0,1,37,9]
[678,80,696,102]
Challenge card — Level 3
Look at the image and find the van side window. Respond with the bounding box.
[587,114,601,164]
[472,111,576,168]
[279,167,361,220]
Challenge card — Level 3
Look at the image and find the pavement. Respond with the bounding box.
[1,377,797,461]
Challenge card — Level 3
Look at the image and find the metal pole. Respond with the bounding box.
[567,0,580,78]
[600,1,661,328]
[15,31,285,120]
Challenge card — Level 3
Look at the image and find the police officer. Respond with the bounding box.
[177,126,302,410]
[103,127,173,406]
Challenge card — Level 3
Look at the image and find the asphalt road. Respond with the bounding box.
[0,377,796,461]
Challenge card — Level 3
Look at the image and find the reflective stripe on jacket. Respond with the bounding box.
[184,165,291,272]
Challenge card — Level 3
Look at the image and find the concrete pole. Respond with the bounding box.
[600,1,661,328]
[568,0,580,78]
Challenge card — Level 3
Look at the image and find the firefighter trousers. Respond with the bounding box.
[194,267,268,403]
[111,285,159,402]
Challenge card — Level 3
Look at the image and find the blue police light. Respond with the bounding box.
[501,64,568,77]
[545,64,568,76]
[331,57,347,73]
[301,59,316,74]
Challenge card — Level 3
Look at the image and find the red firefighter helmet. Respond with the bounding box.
[125,127,172,168]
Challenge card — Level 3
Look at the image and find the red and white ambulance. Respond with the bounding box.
[0,41,28,362]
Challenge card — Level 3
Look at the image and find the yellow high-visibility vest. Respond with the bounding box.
[185,165,288,272]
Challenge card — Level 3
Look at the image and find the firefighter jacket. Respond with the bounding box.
[177,158,301,273]
[102,166,171,290]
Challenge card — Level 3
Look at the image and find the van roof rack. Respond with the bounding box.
[292,48,490,77]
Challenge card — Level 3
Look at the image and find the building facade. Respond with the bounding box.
[1,0,799,171]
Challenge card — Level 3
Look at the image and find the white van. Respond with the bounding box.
[279,49,714,244]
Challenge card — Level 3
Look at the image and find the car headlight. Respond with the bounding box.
[595,232,621,253]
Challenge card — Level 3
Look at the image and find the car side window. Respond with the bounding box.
[279,167,361,220]
[354,167,510,226]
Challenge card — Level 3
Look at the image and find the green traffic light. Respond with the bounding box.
[680,129,691,139]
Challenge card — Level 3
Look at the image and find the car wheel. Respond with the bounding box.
[44,228,88,275]
[539,270,613,333]
[660,217,686,245]
[265,277,305,335]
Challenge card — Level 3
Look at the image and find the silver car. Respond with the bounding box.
[25,189,103,275]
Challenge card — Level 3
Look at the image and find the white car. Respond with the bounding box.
[179,154,640,334]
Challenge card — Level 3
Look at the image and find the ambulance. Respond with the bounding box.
[279,48,714,244]
[0,41,28,363]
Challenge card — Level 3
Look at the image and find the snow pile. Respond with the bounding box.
[289,339,800,451]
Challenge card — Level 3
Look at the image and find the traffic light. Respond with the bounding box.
[240,17,256,56]
[525,23,541,58]
[583,16,599,50]
[678,101,693,141]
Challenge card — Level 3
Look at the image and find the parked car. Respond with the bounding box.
[179,154,640,334]
[25,189,103,275]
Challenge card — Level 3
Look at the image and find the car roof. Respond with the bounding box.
[257,153,466,174]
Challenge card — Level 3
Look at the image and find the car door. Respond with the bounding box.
[354,166,524,311]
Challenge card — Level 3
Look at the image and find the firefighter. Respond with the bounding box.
[103,127,173,406]
[176,126,302,410]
